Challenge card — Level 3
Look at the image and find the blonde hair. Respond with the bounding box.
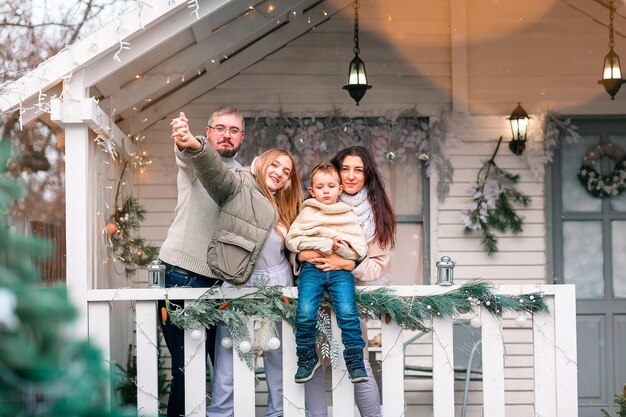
[310,162,340,184]
[253,148,303,233]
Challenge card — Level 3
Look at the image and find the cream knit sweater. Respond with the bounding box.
[158,144,240,276]
[285,198,368,261]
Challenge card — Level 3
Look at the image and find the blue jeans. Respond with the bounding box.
[157,262,220,417]
[295,262,365,352]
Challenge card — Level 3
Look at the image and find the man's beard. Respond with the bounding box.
[217,146,240,158]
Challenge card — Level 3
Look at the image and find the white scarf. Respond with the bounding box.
[339,188,376,243]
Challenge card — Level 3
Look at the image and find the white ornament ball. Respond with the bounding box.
[221,336,233,349]
[0,288,18,329]
[470,316,482,328]
[515,314,527,327]
[267,337,281,351]
[190,329,203,341]
[239,340,252,353]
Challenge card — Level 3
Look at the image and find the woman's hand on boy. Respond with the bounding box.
[297,251,355,272]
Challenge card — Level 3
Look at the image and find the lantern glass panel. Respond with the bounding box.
[603,51,623,80]
[347,57,368,85]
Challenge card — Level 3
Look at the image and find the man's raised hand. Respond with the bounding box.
[171,112,201,150]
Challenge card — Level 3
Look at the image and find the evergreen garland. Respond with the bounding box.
[105,159,158,279]
[168,281,549,369]
[461,136,532,254]
[108,196,159,278]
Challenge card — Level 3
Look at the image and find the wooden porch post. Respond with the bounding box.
[51,69,94,338]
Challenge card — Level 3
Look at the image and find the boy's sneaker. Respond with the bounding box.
[295,348,321,383]
[347,366,369,383]
[343,347,369,383]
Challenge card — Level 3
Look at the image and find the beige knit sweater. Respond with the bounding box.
[285,198,368,261]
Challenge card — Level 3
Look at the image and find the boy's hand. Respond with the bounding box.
[332,239,349,252]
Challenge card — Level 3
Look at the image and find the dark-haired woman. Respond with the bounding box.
[300,145,397,417]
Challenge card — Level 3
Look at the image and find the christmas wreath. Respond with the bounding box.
[578,143,626,198]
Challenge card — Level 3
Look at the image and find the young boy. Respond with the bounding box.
[285,162,369,384]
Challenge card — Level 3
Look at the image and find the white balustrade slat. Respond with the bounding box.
[481,308,505,417]
[282,318,305,417]
[554,286,578,417]
[534,296,557,416]
[330,311,355,416]
[88,301,111,409]
[84,285,579,417]
[184,327,206,417]
[233,318,256,416]
[381,319,404,417]
[136,301,159,417]
[432,318,455,417]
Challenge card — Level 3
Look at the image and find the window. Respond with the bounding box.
[240,116,429,285]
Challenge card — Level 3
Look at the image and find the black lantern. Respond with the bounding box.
[508,102,529,156]
[343,0,371,105]
[598,0,626,100]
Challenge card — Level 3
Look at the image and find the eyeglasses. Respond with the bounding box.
[208,125,242,135]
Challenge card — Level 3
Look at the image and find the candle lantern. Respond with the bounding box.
[147,259,166,288]
[435,256,456,286]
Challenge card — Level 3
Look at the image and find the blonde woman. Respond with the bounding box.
[171,113,303,417]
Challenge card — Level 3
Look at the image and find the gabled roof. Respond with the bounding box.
[1,0,352,132]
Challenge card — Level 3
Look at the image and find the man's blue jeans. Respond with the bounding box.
[157,263,219,417]
[295,262,365,352]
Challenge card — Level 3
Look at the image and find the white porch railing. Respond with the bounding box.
[86,285,578,417]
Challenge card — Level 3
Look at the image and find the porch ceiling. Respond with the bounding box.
[1,0,625,134]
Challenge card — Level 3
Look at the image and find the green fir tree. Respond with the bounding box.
[0,139,134,417]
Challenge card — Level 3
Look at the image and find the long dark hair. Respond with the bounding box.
[331,146,396,249]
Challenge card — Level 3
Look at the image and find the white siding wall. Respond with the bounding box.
[131,2,546,414]
[433,115,547,284]
[127,0,606,414]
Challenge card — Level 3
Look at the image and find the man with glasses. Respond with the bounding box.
[158,106,245,417]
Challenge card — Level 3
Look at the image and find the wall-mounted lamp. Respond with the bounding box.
[598,0,625,100]
[508,102,530,156]
[343,0,371,105]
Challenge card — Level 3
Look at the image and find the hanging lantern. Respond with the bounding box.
[343,0,372,105]
[508,102,530,156]
[598,0,626,100]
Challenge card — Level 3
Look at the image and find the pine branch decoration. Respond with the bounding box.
[461,137,532,254]
[168,281,550,370]
[108,196,159,278]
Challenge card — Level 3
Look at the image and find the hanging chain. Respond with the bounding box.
[609,0,615,50]
[353,0,360,55]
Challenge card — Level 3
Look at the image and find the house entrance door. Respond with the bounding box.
[551,118,626,417]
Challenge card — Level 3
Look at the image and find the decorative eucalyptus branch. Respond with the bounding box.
[238,110,454,201]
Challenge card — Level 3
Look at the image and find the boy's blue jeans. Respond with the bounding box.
[295,262,365,352]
